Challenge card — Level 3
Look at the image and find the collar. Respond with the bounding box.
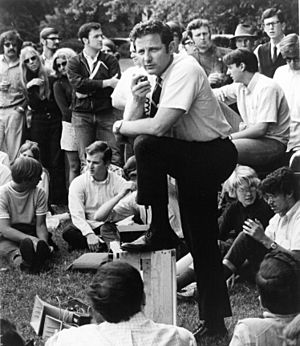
[158,54,174,82]
[86,170,110,184]
[270,36,285,52]
[0,54,20,68]
[263,310,297,321]
[281,200,300,222]
[243,72,260,94]
[103,312,150,329]
[83,50,100,63]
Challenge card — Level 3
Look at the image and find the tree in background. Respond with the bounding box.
[0,0,298,43]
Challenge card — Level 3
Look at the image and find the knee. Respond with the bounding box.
[133,135,158,155]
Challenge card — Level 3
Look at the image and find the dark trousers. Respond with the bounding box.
[62,222,119,250]
[224,232,270,274]
[31,113,67,204]
[134,135,237,322]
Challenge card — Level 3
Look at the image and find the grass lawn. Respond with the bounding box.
[0,218,261,346]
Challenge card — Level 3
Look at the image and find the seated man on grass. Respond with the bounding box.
[214,48,290,167]
[46,261,196,346]
[0,157,53,273]
[62,141,135,252]
[229,251,300,346]
[223,166,300,281]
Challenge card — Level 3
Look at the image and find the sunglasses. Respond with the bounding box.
[4,42,17,48]
[57,61,67,68]
[47,36,61,41]
[24,56,38,64]
[286,57,299,63]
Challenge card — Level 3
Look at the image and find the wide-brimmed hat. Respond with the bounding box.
[233,24,257,39]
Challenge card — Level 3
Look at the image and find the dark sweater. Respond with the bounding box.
[257,42,286,78]
[218,197,274,242]
[53,76,72,122]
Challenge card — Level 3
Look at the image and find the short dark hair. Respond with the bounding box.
[256,252,300,314]
[0,30,23,55]
[0,319,25,346]
[85,141,112,164]
[78,22,102,42]
[19,140,40,161]
[130,20,173,52]
[87,261,144,323]
[166,21,184,41]
[261,167,298,200]
[261,8,285,23]
[186,18,211,36]
[223,48,258,73]
[11,157,42,184]
[40,27,59,40]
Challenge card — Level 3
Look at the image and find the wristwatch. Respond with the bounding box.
[270,242,278,250]
[114,120,123,134]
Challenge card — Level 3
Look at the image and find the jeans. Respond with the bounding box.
[134,135,237,322]
[0,106,25,164]
[72,110,121,169]
[233,137,286,166]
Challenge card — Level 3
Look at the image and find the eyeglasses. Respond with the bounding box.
[47,36,61,41]
[263,194,278,203]
[4,42,17,48]
[264,21,281,27]
[237,185,257,194]
[286,57,299,63]
[184,41,194,46]
[57,61,67,68]
[24,56,38,64]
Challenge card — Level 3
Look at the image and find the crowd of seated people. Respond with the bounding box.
[1,6,300,344]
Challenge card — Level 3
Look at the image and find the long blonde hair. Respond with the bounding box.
[19,46,50,100]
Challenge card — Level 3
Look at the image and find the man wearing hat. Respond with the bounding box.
[233,24,257,52]
[274,34,300,157]
[40,27,60,72]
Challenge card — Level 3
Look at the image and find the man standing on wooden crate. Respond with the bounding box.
[113,20,237,338]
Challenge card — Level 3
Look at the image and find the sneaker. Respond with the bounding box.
[20,238,35,267]
[193,321,227,339]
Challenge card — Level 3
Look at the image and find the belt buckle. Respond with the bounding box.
[46,112,51,119]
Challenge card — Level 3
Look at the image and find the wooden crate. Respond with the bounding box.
[114,249,177,325]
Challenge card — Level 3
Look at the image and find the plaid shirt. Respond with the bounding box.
[46,312,196,346]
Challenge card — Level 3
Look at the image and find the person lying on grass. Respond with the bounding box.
[0,157,53,273]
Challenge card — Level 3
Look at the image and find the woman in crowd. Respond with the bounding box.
[52,48,80,188]
[19,46,65,204]
[177,165,274,292]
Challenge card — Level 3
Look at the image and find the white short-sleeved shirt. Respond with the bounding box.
[159,54,231,141]
[214,72,290,145]
[265,200,300,251]
[0,182,47,226]
[274,65,300,151]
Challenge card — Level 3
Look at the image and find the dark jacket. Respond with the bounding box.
[257,42,286,78]
[53,75,72,122]
[67,51,121,114]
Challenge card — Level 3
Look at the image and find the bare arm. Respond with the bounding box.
[231,122,269,140]
[35,214,49,243]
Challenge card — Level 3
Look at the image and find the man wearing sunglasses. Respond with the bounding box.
[0,30,26,164]
[255,8,286,78]
[40,27,60,72]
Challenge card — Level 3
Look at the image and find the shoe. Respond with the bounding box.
[121,229,181,252]
[193,321,227,339]
[34,240,51,272]
[177,283,198,301]
[20,238,35,267]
